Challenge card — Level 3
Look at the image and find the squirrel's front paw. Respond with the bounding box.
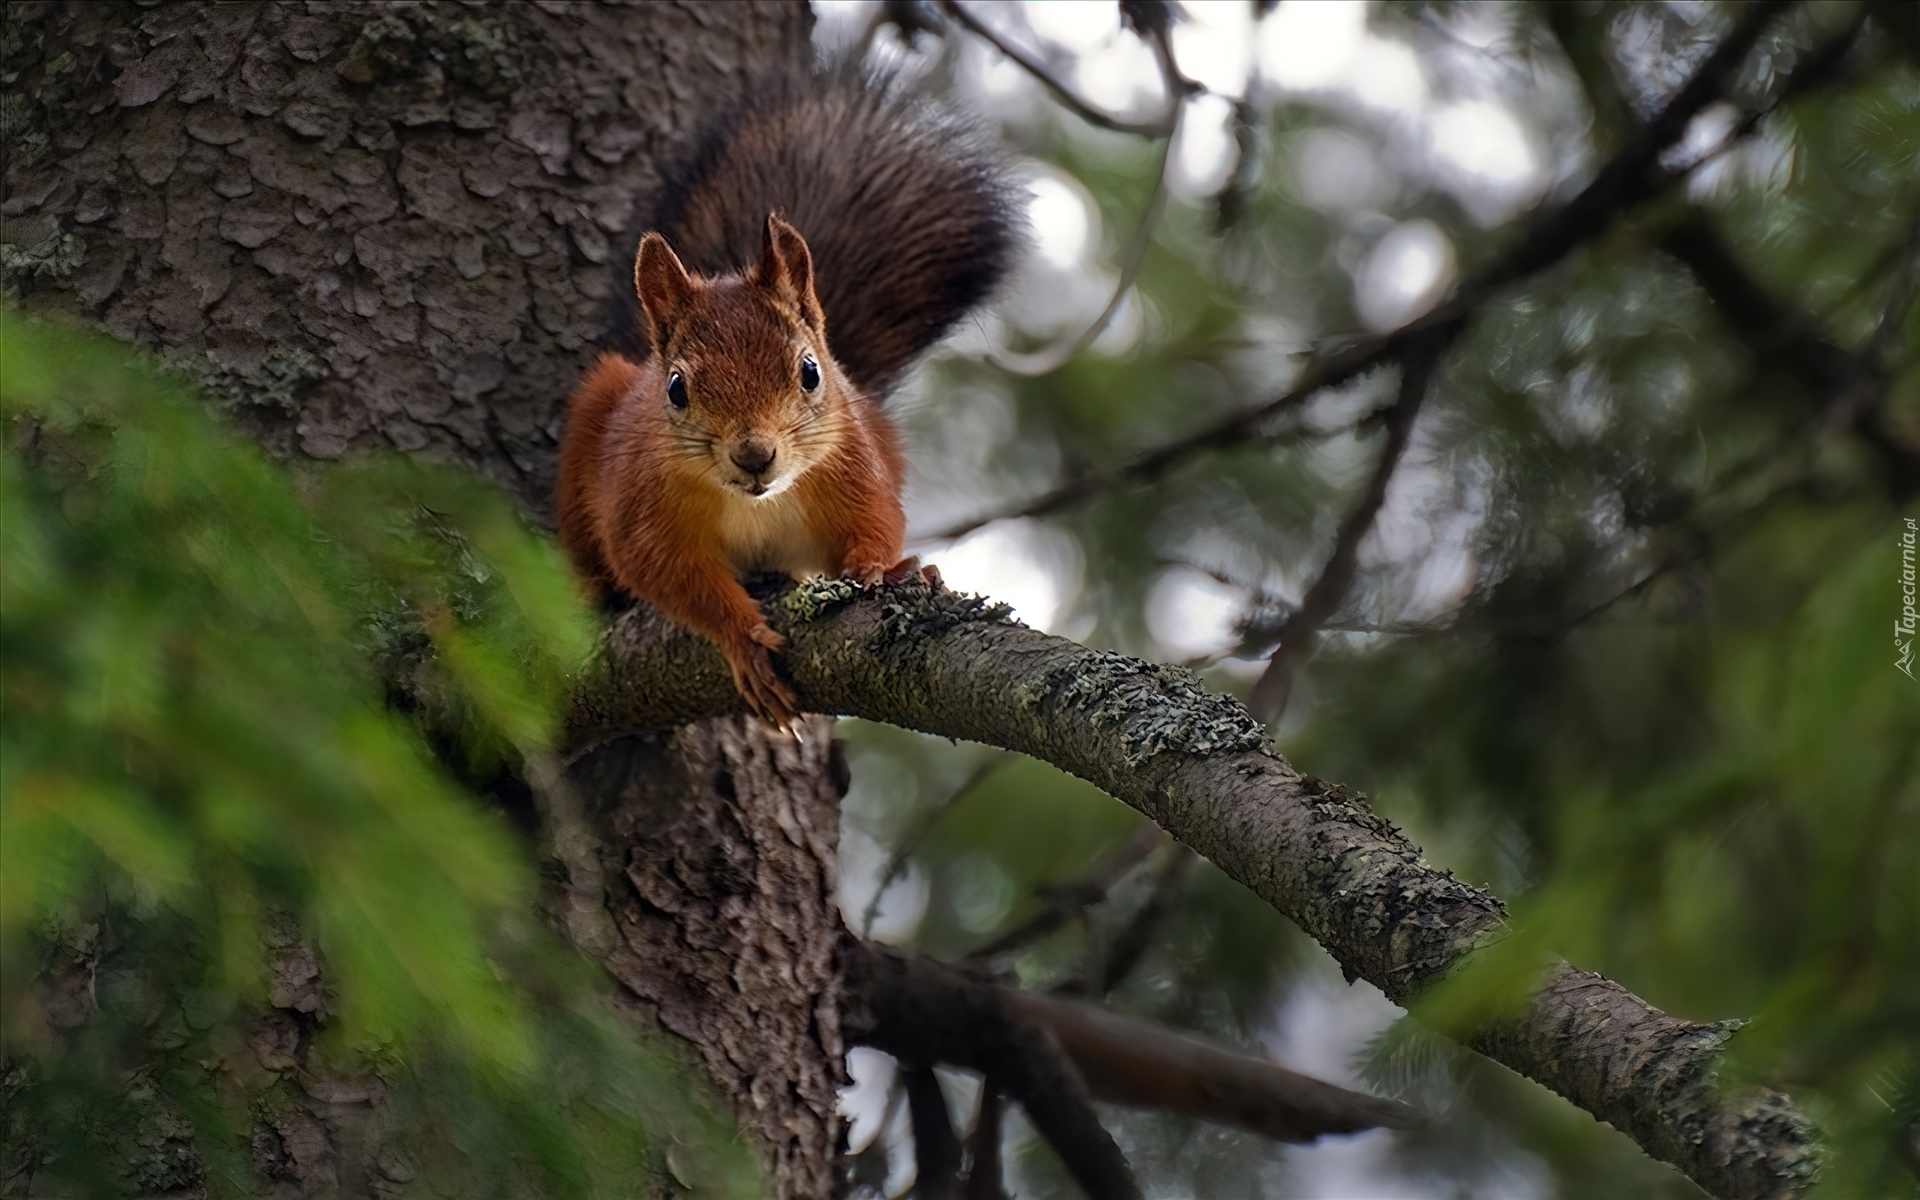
[841,557,931,587]
[724,627,798,732]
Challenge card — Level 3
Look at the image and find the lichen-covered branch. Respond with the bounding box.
[572,580,1818,1200]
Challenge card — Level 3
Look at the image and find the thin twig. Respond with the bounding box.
[1217,399,1825,653]
[1663,202,1920,494]
[1214,428,1821,651]
[984,19,1189,376]
[966,822,1167,962]
[1248,328,1453,718]
[1558,473,1825,635]
[1393,421,1838,646]
[921,1,1797,545]
[989,117,1177,376]
[1145,555,1456,667]
[1665,6,1868,176]
[925,322,1421,543]
[1091,846,1195,996]
[937,0,1179,137]
[861,754,1010,937]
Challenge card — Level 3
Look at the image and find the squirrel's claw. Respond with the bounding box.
[839,558,939,590]
[726,634,800,733]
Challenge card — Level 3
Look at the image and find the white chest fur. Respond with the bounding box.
[716,486,833,578]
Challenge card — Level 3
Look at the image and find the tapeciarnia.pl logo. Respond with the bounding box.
[1900,516,1917,679]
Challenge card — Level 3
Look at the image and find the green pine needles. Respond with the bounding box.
[0,318,756,1198]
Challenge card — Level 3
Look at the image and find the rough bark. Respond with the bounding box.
[3,2,838,1195]
[574,580,1819,1200]
[566,718,849,1200]
[3,910,425,1200]
[1,0,808,516]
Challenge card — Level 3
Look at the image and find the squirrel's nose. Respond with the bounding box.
[731,440,776,476]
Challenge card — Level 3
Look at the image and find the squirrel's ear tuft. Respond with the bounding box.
[754,213,825,335]
[635,232,695,345]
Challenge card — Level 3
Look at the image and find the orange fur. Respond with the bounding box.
[556,216,908,728]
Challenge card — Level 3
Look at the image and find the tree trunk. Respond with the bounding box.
[3,2,847,1195]
[566,718,850,1200]
[2,0,808,515]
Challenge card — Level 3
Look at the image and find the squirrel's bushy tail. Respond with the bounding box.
[619,69,1019,399]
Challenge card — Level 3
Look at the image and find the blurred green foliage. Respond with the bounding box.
[849,2,1920,1197]
[0,319,755,1198]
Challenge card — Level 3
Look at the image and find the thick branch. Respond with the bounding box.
[845,941,1419,1153]
[844,946,1142,1200]
[572,581,1818,1200]
[998,988,1421,1142]
[903,1063,963,1200]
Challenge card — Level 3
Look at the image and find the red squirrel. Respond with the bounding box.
[556,73,1015,728]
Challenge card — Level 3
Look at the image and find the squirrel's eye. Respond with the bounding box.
[799,354,820,393]
[667,371,688,409]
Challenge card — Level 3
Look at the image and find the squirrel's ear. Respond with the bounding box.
[634,232,695,345]
[754,213,825,334]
